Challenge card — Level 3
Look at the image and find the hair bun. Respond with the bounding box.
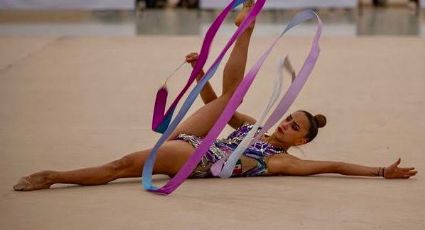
[314,114,327,128]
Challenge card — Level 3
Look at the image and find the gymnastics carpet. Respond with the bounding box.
[0,36,424,229]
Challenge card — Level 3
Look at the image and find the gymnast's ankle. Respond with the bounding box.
[235,0,256,28]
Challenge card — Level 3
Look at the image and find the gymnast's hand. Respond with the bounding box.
[384,158,418,179]
[185,52,199,68]
[186,52,205,79]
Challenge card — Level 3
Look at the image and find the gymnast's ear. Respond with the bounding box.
[296,138,308,146]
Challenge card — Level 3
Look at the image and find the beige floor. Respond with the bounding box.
[0,35,424,229]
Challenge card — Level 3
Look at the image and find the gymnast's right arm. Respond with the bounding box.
[186,52,256,129]
[267,155,417,179]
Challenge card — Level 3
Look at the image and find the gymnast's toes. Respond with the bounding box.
[13,177,32,191]
[13,171,53,191]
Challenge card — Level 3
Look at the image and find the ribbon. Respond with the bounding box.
[143,0,267,194]
[214,11,322,178]
[143,9,322,194]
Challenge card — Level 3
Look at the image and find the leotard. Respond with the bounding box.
[175,123,286,178]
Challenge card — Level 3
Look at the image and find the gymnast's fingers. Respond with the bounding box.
[186,52,198,59]
[400,167,414,172]
[406,170,418,176]
[392,158,402,167]
[186,54,199,63]
[185,54,193,61]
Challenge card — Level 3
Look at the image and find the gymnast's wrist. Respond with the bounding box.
[195,71,205,81]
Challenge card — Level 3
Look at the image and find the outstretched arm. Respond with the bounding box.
[267,155,418,179]
[186,53,256,129]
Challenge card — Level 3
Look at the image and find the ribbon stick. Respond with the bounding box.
[153,61,186,133]
[143,0,266,194]
[213,11,322,178]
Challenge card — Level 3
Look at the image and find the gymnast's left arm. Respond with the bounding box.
[267,155,418,179]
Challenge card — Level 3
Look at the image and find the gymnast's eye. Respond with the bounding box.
[291,123,300,131]
[286,115,292,122]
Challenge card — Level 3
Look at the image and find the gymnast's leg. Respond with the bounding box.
[13,140,194,191]
[169,2,255,139]
[13,2,255,191]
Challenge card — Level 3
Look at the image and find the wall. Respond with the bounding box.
[0,0,135,10]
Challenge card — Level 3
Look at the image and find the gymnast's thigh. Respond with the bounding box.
[169,93,233,139]
[123,140,195,177]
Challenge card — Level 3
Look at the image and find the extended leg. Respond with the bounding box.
[13,140,194,191]
[169,3,256,139]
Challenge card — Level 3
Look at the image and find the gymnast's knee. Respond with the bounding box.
[109,156,136,176]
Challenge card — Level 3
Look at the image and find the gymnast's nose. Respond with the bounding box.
[279,123,288,132]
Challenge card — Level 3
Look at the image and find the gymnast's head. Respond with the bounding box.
[271,111,327,148]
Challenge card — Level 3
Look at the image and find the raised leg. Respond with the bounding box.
[169,3,256,139]
[13,140,194,191]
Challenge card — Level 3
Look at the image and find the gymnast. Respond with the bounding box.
[13,1,417,191]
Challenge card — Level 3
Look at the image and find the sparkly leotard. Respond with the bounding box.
[175,124,286,178]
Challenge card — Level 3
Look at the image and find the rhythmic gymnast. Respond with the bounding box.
[13,1,417,191]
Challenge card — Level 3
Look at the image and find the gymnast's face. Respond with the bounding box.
[272,111,310,147]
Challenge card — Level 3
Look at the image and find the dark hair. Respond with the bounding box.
[300,110,327,143]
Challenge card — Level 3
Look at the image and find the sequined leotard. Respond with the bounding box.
[175,124,286,178]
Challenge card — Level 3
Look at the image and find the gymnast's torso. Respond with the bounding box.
[175,123,287,178]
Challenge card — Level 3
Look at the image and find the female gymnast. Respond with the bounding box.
[13,1,417,191]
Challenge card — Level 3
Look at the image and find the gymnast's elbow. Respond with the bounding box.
[267,157,306,176]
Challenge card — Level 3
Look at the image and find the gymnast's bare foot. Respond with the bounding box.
[13,170,54,191]
[235,0,256,29]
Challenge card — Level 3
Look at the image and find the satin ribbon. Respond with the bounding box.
[143,0,266,194]
[212,11,322,178]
